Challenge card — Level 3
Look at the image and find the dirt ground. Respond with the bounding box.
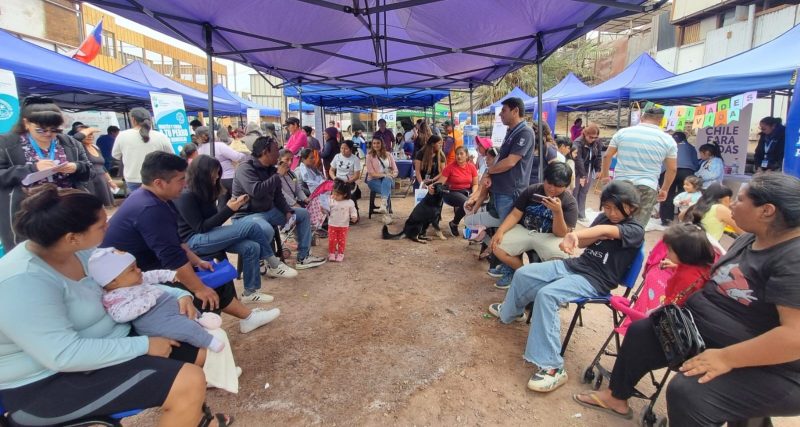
[126,187,800,427]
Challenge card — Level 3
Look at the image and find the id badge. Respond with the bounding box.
[761,160,769,169]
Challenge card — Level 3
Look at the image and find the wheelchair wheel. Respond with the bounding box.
[640,407,658,427]
[581,366,596,384]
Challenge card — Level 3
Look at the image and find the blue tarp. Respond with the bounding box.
[523,72,590,110]
[476,87,536,115]
[631,24,800,103]
[557,53,674,111]
[289,102,315,112]
[283,84,448,109]
[115,61,241,115]
[0,29,161,111]
[213,84,281,117]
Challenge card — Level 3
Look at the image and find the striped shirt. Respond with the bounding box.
[609,123,677,190]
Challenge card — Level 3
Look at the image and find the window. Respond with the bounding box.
[160,55,174,78]
[144,50,162,70]
[102,31,116,58]
[194,66,207,85]
[216,74,227,86]
[118,41,143,64]
[179,60,194,82]
[680,21,701,46]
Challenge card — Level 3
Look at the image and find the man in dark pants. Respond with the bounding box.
[102,151,279,334]
[658,131,699,225]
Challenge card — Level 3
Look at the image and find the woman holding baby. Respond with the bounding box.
[0,185,232,426]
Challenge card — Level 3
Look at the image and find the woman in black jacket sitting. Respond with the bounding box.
[0,96,92,251]
[175,154,295,304]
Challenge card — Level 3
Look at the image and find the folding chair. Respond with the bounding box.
[0,398,142,427]
[560,245,646,357]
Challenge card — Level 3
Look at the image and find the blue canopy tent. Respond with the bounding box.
[283,84,449,109]
[631,24,800,103]
[115,60,241,115]
[213,84,281,117]
[288,102,315,112]
[0,29,162,111]
[523,72,590,110]
[82,0,666,176]
[557,53,674,111]
[476,87,536,115]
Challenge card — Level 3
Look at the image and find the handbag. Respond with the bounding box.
[650,304,706,370]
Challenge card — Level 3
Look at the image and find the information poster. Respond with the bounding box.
[150,92,191,154]
[0,69,20,134]
[648,91,756,175]
[64,111,120,135]
[379,111,397,132]
[246,108,260,127]
[490,108,507,147]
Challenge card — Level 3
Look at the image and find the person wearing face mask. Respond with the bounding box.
[754,116,785,172]
[0,96,92,251]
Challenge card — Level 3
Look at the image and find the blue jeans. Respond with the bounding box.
[492,193,516,221]
[126,182,141,193]
[367,177,393,200]
[235,207,312,260]
[186,221,272,293]
[499,260,600,370]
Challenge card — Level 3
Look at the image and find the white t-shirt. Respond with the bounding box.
[331,153,362,180]
[112,128,174,183]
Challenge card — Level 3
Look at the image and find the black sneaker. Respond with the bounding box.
[448,221,459,237]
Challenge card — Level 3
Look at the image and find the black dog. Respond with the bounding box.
[382,183,448,243]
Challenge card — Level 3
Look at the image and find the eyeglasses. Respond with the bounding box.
[33,127,63,135]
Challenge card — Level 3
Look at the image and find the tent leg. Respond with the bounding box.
[298,79,303,128]
[617,98,622,130]
[204,23,215,157]
[469,83,474,126]
[771,93,775,117]
[448,94,454,136]
[536,33,544,183]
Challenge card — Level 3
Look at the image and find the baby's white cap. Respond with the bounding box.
[88,247,136,287]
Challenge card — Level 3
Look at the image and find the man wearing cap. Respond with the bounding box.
[283,117,307,170]
[600,107,677,227]
[232,136,327,270]
[373,119,395,152]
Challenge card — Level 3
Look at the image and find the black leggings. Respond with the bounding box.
[609,317,800,426]
[443,189,470,225]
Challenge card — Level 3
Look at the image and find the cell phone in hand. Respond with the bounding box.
[532,193,549,202]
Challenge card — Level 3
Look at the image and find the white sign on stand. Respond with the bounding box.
[149,92,191,154]
[246,108,260,127]
[0,69,20,134]
[490,108,507,147]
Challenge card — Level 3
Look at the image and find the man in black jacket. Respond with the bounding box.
[232,136,326,270]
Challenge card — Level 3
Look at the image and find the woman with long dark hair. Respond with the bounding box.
[175,154,295,303]
[0,96,92,252]
[0,185,232,427]
[414,134,446,186]
[695,143,724,189]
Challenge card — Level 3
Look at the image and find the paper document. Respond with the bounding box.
[21,162,62,186]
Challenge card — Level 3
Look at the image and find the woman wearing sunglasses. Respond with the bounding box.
[0,97,92,252]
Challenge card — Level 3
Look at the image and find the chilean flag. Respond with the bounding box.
[72,19,103,64]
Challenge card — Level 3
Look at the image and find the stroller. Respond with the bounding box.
[281,180,334,256]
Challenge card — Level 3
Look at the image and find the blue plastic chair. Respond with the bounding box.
[559,245,646,356]
[0,398,142,427]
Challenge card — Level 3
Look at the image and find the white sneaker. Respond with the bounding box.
[296,254,327,270]
[382,213,393,225]
[527,368,568,392]
[241,291,274,303]
[239,308,280,333]
[267,262,298,278]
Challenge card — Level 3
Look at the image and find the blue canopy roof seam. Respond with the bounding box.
[213,84,281,117]
[631,23,800,103]
[283,84,449,109]
[557,53,674,111]
[115,60,241,115]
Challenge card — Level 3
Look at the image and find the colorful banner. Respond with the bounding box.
[149,92,191,154]
[0,69,20,134]
[783,72,800,177]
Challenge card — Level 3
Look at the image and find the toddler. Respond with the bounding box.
[610,223,716,328]
[673,175,703,220]
[88,247,225,352]
[328,179,358,262]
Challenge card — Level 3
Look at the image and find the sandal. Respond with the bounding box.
[198,403,235,427]
[572,392,633,420]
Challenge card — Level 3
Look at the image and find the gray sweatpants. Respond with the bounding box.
[132,294,214,350]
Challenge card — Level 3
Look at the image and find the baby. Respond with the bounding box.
[673,175,703,220]
[88,247,224,352]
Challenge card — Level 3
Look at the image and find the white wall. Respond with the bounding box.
[672,0,725,22]
[753,5,798,47]
[675,42,705,73]
[703,21,749,65]
[655,48,678,72]
[0,0,45,39]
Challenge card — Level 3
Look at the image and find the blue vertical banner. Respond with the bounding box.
[784,72,800,178]
[149,92,191,154]
[531,100,558,132]
[0,69,20,134]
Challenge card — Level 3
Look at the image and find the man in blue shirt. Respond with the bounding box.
[102,151,279,334]
[659,131,699,225]
[96,126,119,172]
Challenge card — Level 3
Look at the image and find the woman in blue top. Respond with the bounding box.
[695,143,724,189]
[0,186,232,426]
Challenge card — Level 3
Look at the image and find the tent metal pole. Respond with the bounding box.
[617,98,622,130]
[203,23,216,157]
[299,79,303,128]
[469,83,474,125]
[771,93,775,117]
[536,33,544,183]
[448,93,454,135]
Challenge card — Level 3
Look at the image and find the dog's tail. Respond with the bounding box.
[381,224,403,240]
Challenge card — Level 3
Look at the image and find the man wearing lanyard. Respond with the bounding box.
[754,117,786,172]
